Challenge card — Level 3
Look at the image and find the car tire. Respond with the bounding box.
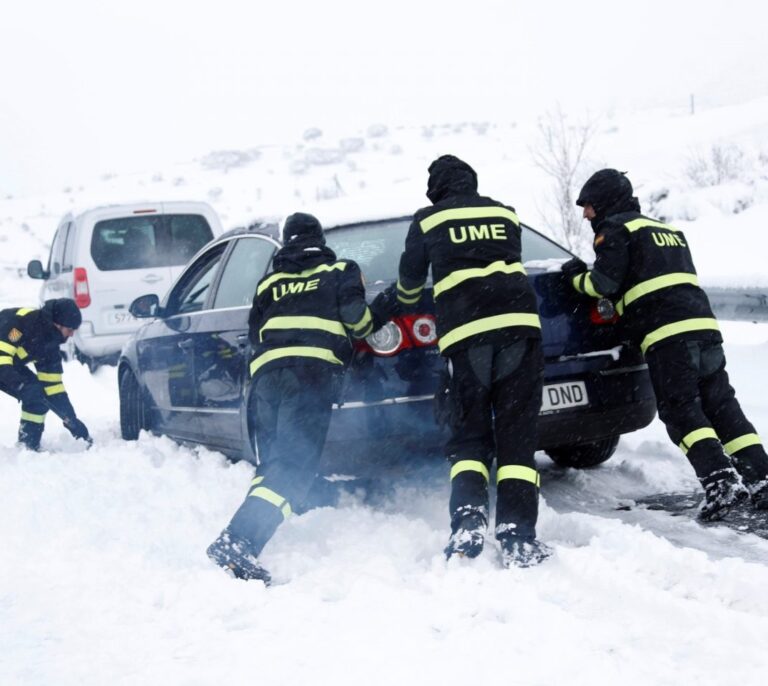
[119,369,145,440]
[545,435,620,469]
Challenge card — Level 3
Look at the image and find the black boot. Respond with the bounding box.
[17,421,43,451]
[207,530,271,584]
[699,468,749,521]
[445,508,488,560]
[499,535,552,569]
[746,480,768,510]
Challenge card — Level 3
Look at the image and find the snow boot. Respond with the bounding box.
[445,509,488,560]
[699,468,749,521]
[17,421,43,452]
[207,531,271,584]
[747,480,768,510]
[499,535,552,569]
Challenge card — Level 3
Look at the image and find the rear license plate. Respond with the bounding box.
[106,311,136,326]
[541,381,589,413]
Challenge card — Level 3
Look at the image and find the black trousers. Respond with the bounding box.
[0,367,49,448]
[646,340,768,487]
[445,338,544,539]
[226,365,337,557]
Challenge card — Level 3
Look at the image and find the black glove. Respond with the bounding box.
[64,417,92,445]
[561,257,588,281]
[370,284,402,331]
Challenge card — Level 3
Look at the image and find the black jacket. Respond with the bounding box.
[397,158,540,356]
[572,210,720,353]
[248,242,373,378]
[0,303,77,420]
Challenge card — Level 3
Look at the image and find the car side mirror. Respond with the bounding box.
[27,259,49,280]
[129,293,162,318]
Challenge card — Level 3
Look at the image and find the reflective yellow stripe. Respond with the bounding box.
[641,318,720,354]
[439,313,541,352]
[433,261,525,299]
[16,346,28,360]
[345,308,372,334]
[0,341,17,355]
[624,218,680,233]
[0,356,13,365]
[397,293,421,305]
[724,433,762,455]
[44,384,66,395]
[259,316,346,341]
[37,372,63,382]
[679,427,719,455]
[16,308,34,316]
[20,411,47,424]
[617,273,699,315]
[450,460,489,482]
[396,280,424,296]
[420,206,519,233]
[249,486,292,519]
[251,476,265,486]
[249,346,343,376]
[497,465,540,487]
[257,262,347,295]
[573,272,602,298]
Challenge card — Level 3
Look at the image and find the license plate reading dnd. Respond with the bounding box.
[540,381,589,413]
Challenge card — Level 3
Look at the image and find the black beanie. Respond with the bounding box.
[282,213,325,246]
[51,298,82,329]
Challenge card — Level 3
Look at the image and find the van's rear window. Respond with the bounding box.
[90,214,213,271]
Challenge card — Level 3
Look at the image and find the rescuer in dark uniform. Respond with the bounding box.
[0,298,91,450]
[563,169,768,519]
[207,212,396,583]
[396,155,550,568]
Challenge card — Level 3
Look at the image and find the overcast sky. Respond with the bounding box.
[1,0,766,196]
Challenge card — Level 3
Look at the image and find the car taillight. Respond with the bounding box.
[356,314,438,356]
[590,297,617,324]
[74,267,91,308]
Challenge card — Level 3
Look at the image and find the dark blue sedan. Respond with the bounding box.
[119,217,656,473]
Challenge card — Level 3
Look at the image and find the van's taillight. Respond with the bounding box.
[590,298,618,324]
[356,314,438,356]
[73,267,91,308]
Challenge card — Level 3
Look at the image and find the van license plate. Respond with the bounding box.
[541,381,589,413]
[106,311,136,326]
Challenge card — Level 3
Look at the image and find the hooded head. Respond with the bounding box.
[281,212,325,247]
[50,298,82,329]
[426,154,478,204]
[576,169,639,229]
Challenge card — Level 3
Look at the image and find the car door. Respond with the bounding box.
[136,243,226,440]
[193,235,277,449]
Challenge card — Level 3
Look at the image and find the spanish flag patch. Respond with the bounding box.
[594,233,606,247]
[8,328,22,343]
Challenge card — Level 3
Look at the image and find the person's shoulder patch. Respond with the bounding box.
[8,328,22,343]
[594,233,606,247]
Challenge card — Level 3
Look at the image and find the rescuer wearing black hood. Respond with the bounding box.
[563,169,768,519]
[207,212,397,583]
[0,298,91,450]
[396,155,550,568]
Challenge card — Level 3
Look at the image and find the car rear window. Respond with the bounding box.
[90,214,213,271]
[324,218,571,282]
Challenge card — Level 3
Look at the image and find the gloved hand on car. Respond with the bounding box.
[561,256,588,281]
[370,284,402,332]
[64,417,92,446]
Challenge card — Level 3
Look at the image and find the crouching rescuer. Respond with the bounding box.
[563,168,768,519]
[0,298,91,450]
[207,212,397,582]
[397,155,550,568]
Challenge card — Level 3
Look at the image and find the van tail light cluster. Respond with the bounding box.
[355,314,438,356]
[73,267,91,308]
[590,297,618,325]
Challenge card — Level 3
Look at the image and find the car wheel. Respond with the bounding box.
[119,369,145,440]
[546,435,620,469]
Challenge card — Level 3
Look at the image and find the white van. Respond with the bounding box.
[27,201,223,366]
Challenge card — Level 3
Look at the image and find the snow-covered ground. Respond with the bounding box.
[3,99,768,684]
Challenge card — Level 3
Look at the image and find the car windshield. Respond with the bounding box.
[324,217,571,283]
[91,214,213,271]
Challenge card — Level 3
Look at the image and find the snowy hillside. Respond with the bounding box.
[2,99,768,685]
